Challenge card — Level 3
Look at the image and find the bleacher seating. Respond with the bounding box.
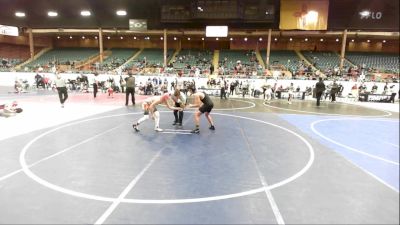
[24,47,99,70]
[124,48,174,70]
[218,50,260,75]
[260,50,302,72]
[173,49,213,72]
[139,48,174,65]
[0,43,42,70]
[301,51,352,71]
[97,48,138,70]
[345,52,399,74]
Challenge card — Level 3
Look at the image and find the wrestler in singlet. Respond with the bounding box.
[198,92,214,113]
[141,96,154,113]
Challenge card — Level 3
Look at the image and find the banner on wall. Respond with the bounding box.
[0,25,19,36]
[280,0,329,30]
[129,19,147,31]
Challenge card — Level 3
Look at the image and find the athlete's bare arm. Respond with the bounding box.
[188,93,202,108]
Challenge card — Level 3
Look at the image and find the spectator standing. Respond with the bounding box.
[54,73,68,108]
[287,83,294,104]
[315,77,325,106]
[229,82,235,96]
[371,83,378,94]
[125,74,135,105]
[389,85,397,103]
[330,80,338,102]
[120,75,126,93]
[383,82,389,95]
[220,79,227,99]
[210,64,214,75]
[35,73,42,89]
[93,73,99,98]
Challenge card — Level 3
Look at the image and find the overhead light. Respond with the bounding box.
[259,37,263,41]
[15,12,25,17]
[48,11,58,17]
[216,37,219,40]
[351,39,354,42]
[367,39,370,42]
[187,37,191,40]
[382,40,386,43]
[305,38,308,41]
[160,37,163,40]
[336,38,339,42]
[133,36,137,40]
[116,10,127,16]
[265,11,269,15]
[95,36,98,39]
[230,37,233,41]
[274,38,278,41]
[289,38,293,41]
[82,36,85,39]
[69,36,72,39]
[57,36,60,39]
[201,37,204,41]
[119,37,123,40]
[197,6,203,12]
[173,37,177,40]
[320,38,324,42]
[244,37,248,41]
[107,36,110,39]
[81,10,91,16]
[145,36,150,40]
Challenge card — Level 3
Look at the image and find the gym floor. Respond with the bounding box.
[0,90,399,224]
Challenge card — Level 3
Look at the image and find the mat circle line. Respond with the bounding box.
[19,112,315,204]
[310,118,399,166]
[263,101,392,118]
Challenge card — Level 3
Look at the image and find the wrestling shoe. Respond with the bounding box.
[190,128,200,134]
[132,124,139,132]
[209,125,215,130]
[155,128,163,132]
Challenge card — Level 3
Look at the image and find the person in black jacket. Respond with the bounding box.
[125,74,135,105]
[315,77,326,106]
[330,80,338,102]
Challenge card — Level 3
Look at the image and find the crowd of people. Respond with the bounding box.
[1,58,22,71]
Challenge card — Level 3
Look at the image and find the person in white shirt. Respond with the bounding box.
[287,83,294,104]
[389,85,397,103]
[54,73,68,108]
[262,84,272,103]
